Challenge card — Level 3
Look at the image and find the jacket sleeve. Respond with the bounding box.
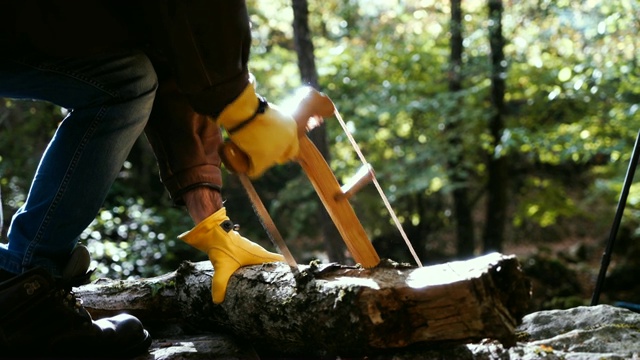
[145,0,253,117]
[144,78,225,205]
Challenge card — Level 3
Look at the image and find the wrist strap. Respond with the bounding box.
[225,96,269,135]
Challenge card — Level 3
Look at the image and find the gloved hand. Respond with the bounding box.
[178,207,284,304]
[217,82,299,178]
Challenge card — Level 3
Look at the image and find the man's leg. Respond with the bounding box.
[0,51,157,276]
[0,50,157,356]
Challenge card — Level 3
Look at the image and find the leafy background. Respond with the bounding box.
[1,0,638,312]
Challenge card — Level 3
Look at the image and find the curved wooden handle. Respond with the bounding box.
[296,136,380,267]
[289,86,336,135]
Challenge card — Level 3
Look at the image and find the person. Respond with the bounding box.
[0,0,298,356]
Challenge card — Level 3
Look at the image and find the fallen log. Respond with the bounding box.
[76,252,531,357]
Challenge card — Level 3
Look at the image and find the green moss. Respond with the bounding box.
[608,323,640,332]
[515,331,531,342]
[147,280,175,296]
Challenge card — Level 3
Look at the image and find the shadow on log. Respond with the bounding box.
[76,252,531,357]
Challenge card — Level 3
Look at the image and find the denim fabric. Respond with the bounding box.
[0,50,158,277]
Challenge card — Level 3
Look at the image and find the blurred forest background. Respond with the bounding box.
[1,0,639,313]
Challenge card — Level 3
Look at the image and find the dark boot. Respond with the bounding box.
[0,246,151,357]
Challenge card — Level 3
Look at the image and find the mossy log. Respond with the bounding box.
[76,252,531,357]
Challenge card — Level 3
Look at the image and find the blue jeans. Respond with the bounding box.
[0,50,158,277]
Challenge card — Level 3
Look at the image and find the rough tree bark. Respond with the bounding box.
[447,0,476,258]
[77,253,531,357]
[483,0,508,253]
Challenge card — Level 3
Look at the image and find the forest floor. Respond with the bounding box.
[502,231,640,314]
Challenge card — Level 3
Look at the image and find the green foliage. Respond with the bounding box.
[1,0,639,277]
[0,100,60,226]
[500,0,640,241]
[80,196,199,279]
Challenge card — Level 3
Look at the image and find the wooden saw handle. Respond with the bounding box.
[296,136,380,268]
[221,87,380,268]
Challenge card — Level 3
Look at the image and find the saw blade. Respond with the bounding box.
[237,173,299,272]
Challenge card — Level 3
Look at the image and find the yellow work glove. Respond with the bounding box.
[178,207,284,304]
[217,82,299,178]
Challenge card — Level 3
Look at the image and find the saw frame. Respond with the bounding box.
[221,87,421,269]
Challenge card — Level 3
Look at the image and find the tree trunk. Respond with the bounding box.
[447,0,475,258]
[483,0,508,253]
[77,253,531,357]
[291,0,347,264]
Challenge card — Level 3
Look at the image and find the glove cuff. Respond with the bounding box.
[178,207,229,250]
[225,96,269,135]
[217,83,260,129]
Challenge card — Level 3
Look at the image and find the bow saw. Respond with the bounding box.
[220,87,422,271]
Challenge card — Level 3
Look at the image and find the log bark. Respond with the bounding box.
[76,252,531,357]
